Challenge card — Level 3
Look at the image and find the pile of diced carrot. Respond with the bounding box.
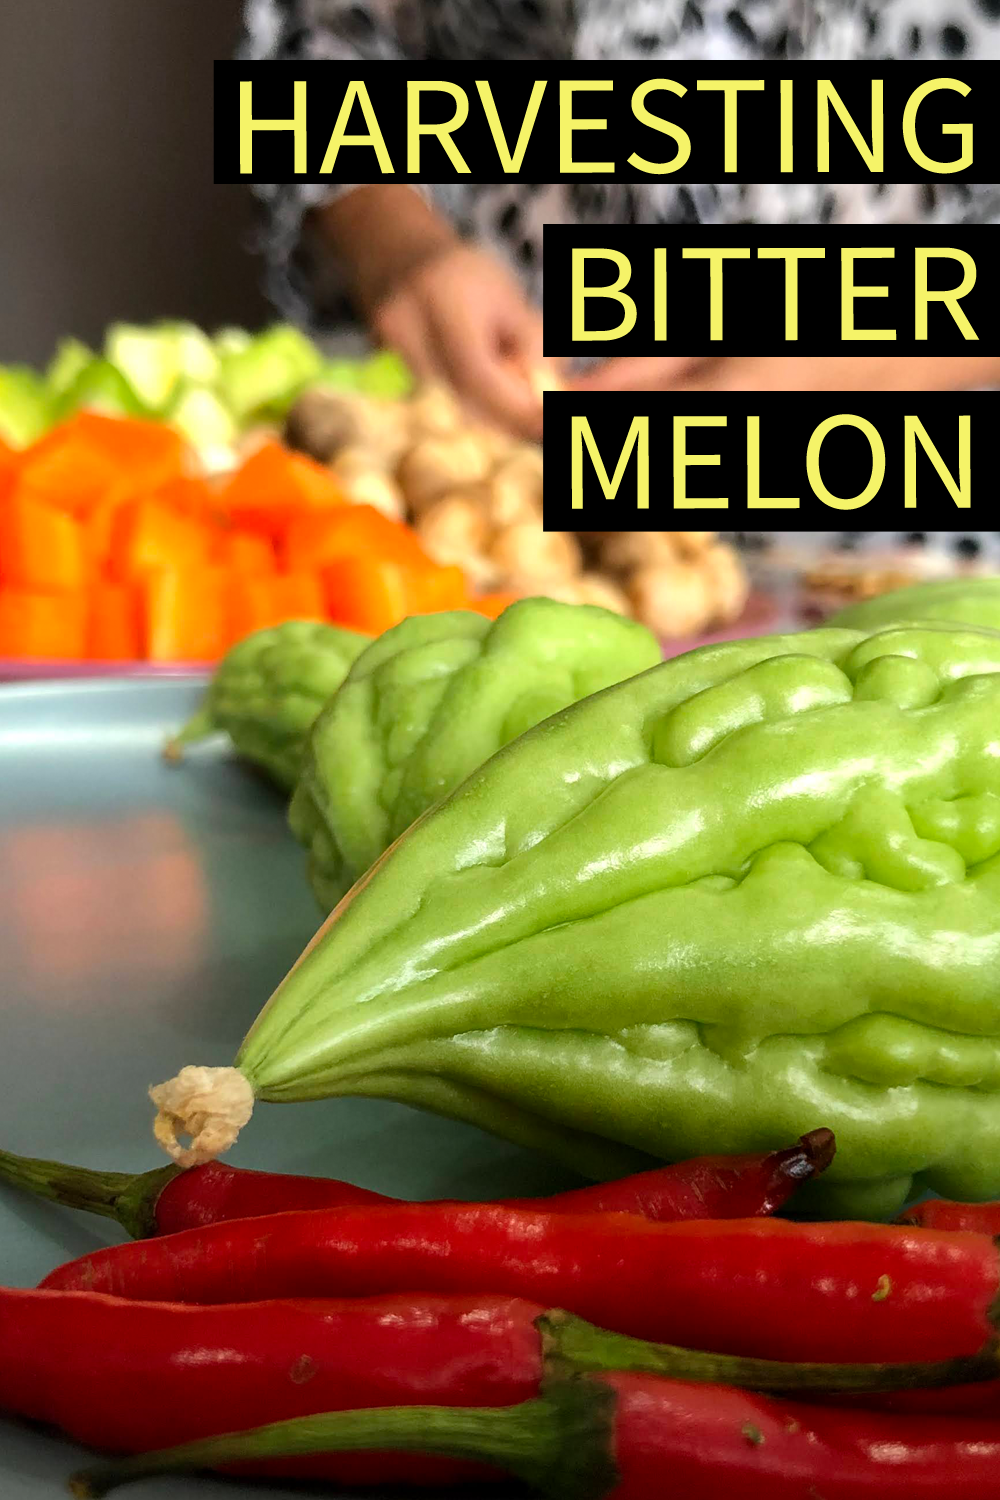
[0,414,501,662]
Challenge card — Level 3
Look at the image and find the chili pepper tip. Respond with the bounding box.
[67,1479,99,1500]
[781,1128,836,1183]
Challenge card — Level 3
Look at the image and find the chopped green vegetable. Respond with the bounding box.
[218,324,325,423]
[9,323,413,458]
[45,338,95,399]
[167,323,220,386]
[213,327,253,359]
[166,382,239,470]
[0,366,53,447]
[53,358,147,421]
[317,359,363,393]
[357,350,414,399]
[104,325,178,412]
[104,322,219,413]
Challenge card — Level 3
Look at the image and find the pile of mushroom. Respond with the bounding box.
[284,384,749,639]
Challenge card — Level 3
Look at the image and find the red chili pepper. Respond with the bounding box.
[504,1129,834,1222]
[0,1288,539,1488]
[40,1206,999,1364]
[826,1381,1000,1419]
[10,1289,982,1493]
[70,1370,1000,1500]
[897,1198,1000,1235]
[0,1130,834,1239]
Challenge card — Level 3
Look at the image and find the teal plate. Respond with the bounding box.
[0,678,580,1498]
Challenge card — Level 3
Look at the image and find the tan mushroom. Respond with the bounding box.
[670,531,718,558]
[478,445,543,529]
[474,424,524,466]
[397,435,495,513]
[284,389,351,462]
[595,532,684,574]
[626,561,717,639]
[406,383,465,440]
[286,389,411,466]
[414,494,499,588]
[355,402,414,466]
[492,444,544,494]
[329,443,391,477]
[342,470,406,521]
[489,524,582,586]
[482,479,539,531]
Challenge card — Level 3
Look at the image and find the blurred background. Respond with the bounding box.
[0,3,991,673]
[0,0,266,363]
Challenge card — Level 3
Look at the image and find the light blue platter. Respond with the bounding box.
[0,678,578,1498]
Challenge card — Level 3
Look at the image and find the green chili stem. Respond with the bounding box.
[69,1382,618,1500]
[544,1311,1000,1393]
[0,1149,176,1240]
[66,1312,1000,1500]
[4,1142,995,1398]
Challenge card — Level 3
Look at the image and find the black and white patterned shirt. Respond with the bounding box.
[240,0,1000,560]
[241,0,1000,329]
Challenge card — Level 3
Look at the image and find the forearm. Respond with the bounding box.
[917,357,1000,392]
[573,353,1000,396]
[314,187,459,316]
[763,356,1000,394]
[242,4,448,334]
[792,356,1000,394]
[672,355,1000,394]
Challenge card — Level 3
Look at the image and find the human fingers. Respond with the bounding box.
[566,356,711,392]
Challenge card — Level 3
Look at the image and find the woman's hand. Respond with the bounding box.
[373,243,547,438]
[568,355,1000,393]
[319,187,546,438]
[567,356,712,392]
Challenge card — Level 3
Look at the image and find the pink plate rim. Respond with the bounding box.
[0,596,792,682]
[0,660,210,681]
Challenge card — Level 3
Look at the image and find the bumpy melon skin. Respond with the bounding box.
[831,577,1000,635]
[172,621,371,791]
[240,624,1000,1219]
[289,599,663,908]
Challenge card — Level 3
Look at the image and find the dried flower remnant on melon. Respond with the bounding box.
[149,1066,255,1167]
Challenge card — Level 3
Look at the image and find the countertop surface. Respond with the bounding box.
[0,677,574,1498]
